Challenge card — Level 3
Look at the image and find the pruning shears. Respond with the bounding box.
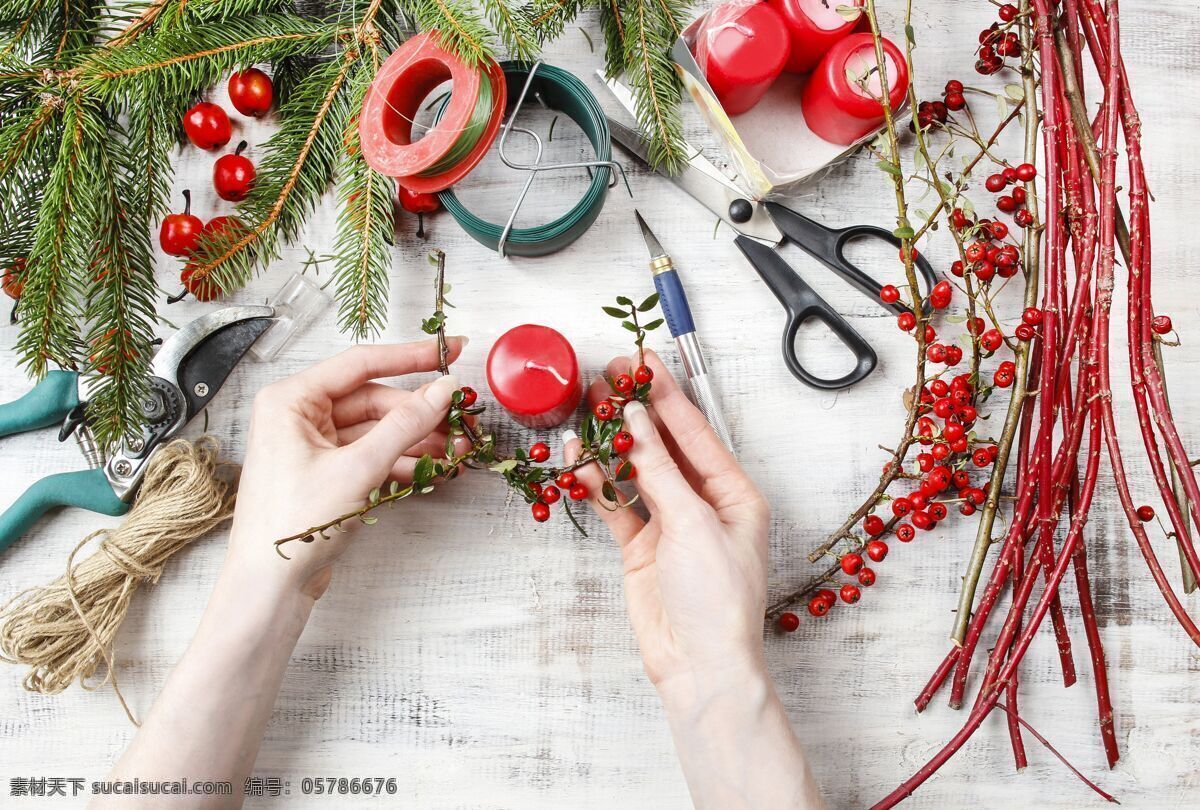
[0,305,274,552]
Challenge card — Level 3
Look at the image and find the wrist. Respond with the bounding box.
[655,657,773,724]
[203,556,316,644]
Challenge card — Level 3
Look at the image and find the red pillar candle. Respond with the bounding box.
[693,1,791,116]
[770,0,863,74]
[486,325,583,429]
[800,32,908,146]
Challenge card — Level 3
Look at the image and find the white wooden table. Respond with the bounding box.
[3,5,1199,808]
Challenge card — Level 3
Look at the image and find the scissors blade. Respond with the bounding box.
[607,117,783,244]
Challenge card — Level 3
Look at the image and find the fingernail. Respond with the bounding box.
[452,335,470,348]
[425,374,459,406]
[562,429,578,444]
[622,400,652,437]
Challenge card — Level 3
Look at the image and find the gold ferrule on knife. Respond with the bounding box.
[650,255,673,275]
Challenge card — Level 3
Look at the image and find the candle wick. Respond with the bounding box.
[525,360,571,386]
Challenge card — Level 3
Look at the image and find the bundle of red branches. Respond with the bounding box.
[869,0,1199,804]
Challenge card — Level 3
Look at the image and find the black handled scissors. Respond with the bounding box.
[603,82,937,390]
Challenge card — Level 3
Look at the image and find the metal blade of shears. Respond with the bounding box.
[600,75,783,244]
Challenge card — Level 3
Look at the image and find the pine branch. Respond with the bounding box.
[80,14,336,96]
[332,63,395,339]
[15,97,96,376]
[602,0,685,170]
[480,0,537,59]
[82,112,157,449]
[398,0,493,64]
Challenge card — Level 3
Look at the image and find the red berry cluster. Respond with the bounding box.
[523,364,652,523]
[976,5,1022,75]
[778,544,883,629]
[162,69,274,301]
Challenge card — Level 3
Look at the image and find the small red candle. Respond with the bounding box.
[693,1,791,116]
[770,0,863,74]
[800,33,908,146]
[486,325,582,429]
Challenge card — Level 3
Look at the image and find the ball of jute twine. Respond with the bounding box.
[0,437,236,725]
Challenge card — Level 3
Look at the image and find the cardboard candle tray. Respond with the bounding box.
[672,13,910,202]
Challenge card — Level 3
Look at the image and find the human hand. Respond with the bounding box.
[227,339,468,601]
[565,349,770,701]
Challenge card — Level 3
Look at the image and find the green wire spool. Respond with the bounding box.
[418,75,496,177]
[438,62,612,258]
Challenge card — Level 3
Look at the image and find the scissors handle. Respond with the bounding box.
[0,370,79,439]
[736,235,877,390]
[764,203,938,314]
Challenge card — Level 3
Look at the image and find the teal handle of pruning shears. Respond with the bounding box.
[0,468,128,553]
[0,370,80,438]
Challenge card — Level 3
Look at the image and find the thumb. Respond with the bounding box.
[346,374,459,477]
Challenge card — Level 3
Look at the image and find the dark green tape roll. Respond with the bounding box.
[438,62,611,258]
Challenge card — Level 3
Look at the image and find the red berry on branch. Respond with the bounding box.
[840,553,864,575]
[930,380,949,397]
[1015,209,1034,228]
[227,68,274,117]
[896,524,916,542]
[1151,315,1173,335]
[897,311,917,331]
[952,469,971,489]
[974,261,996,282]
[532,502,551,522]
[541,485,561,505]
[612,430,634,455]
[945,79,964,95]
[459,386,478,407]
[929,502,949,521]
[917,452,935,472]
[398,186,440,238]
[996,195,1017,213]
[1014,323,1035,341]
[960,502,977,516]
[530,482,543,498]
[183,102,231,150]
[1016,163,1037,182]
[634,365,654,384]
[807,598,830,617]
[2,257,25,300]
[911,510,933,530]
[1136,505,1155,522]
[929,466,952,491]
[613,373,635,394]
[880,284,900,304]
[950,260,965,277]
[931,442,951,461]
[924,324,937,343]
[965,242,987,263]
[556,472,576,489]
[1022,307,1044,325]
[529,442,551,463]
[945,92,966,111]
[1012,186,1027,204]
[858,568,877,587]
[945,346,963,366]
[999,3,1018,21]
[988,221,1009,240]
[972,448,992,467]
[159,190,203,256]
[985,173,1007,192]
[593,400,616,421]
[864,515,886,536]
[569,484,589,501]
[892,498,912,517]
[943,422,965,442]
[933,398,954,419]
[959,404,978,423]
[779,611,801,631]
[867,540,889,562]
[213,141,255,201]
[816,589,837,606]
[926,344,948,363]
[840,584,861,604]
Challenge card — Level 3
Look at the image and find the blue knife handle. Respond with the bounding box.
[0,468,128,553]
[652,270,696,338]
[0,370,80,438]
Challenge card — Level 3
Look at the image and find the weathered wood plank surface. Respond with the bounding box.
[2,4,1199,807]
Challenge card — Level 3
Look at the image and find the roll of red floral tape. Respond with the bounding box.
[769,0,863,74]
[486,324,582,429]
[693,2,791,116]
[396,56,506,194]
[358,31,502,190]
[800,32,908,146]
